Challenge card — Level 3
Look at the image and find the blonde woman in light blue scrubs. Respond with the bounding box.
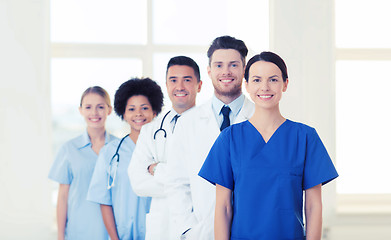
[49,86,117,240]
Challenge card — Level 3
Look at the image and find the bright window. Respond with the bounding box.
[51,0,147,44]
[335,0,391,48]
[336,60,391,194]
[152,0,268,50]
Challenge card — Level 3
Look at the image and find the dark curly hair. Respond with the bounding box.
[114,77,164,119]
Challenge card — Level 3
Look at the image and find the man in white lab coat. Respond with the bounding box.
[167,36,255,240]
[128,56,202,240]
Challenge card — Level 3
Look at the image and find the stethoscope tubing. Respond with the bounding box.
[108,111,170,189]
[107,134,129,189]
[153,110,171,140]
[112,134,129,162]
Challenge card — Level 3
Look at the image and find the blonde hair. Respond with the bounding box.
[80,86,111,107]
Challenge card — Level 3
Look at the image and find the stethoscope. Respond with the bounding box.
[107,134,128,189]
[107,111,172,189]
[153,110,171,140]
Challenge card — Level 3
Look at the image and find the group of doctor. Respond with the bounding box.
[49,35,338,240]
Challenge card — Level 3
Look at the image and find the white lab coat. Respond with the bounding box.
[128,110,178,240]
[166,97,255,240]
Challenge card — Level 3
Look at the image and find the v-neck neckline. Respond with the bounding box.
[246,119,289,144]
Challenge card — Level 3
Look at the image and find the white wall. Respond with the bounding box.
[0,0,55,239]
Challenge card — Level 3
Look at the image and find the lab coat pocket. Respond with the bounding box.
[145,212,167,239]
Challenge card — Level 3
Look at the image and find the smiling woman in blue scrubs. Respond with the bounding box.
[199,52,338,240]
[87,78,163,240]
[49,86,116,240]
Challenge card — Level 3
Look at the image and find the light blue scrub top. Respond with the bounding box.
[199,120,339,240]
[48,131,116,240]
[87,135,151,240]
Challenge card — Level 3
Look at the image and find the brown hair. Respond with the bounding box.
[245,51,288,82]
[80,86,111,107]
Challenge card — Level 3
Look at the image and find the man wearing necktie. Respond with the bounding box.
[128,56,202,240]
[166,36,255,240]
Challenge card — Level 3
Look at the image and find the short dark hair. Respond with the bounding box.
[244,51,288,82]
[166,56,201,82]
[80,86,111,107]
[207,35,248,65]
[114,77,164,119]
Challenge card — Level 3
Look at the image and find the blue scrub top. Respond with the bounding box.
[87,135,151,240]
[48,131,116,240]
[199,120,338,240]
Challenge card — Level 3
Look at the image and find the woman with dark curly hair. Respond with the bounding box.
[87,77,164,240]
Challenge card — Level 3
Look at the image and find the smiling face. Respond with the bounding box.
[245,60,288,110]
[123,95,156,134]
[208,49,244,103]
[79,93,112,129]
[166,65,202,114]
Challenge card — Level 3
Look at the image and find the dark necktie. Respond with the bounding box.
[220,106,231,131]
[172,114,180,133]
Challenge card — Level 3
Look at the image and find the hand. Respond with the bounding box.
[148,162,159,176]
